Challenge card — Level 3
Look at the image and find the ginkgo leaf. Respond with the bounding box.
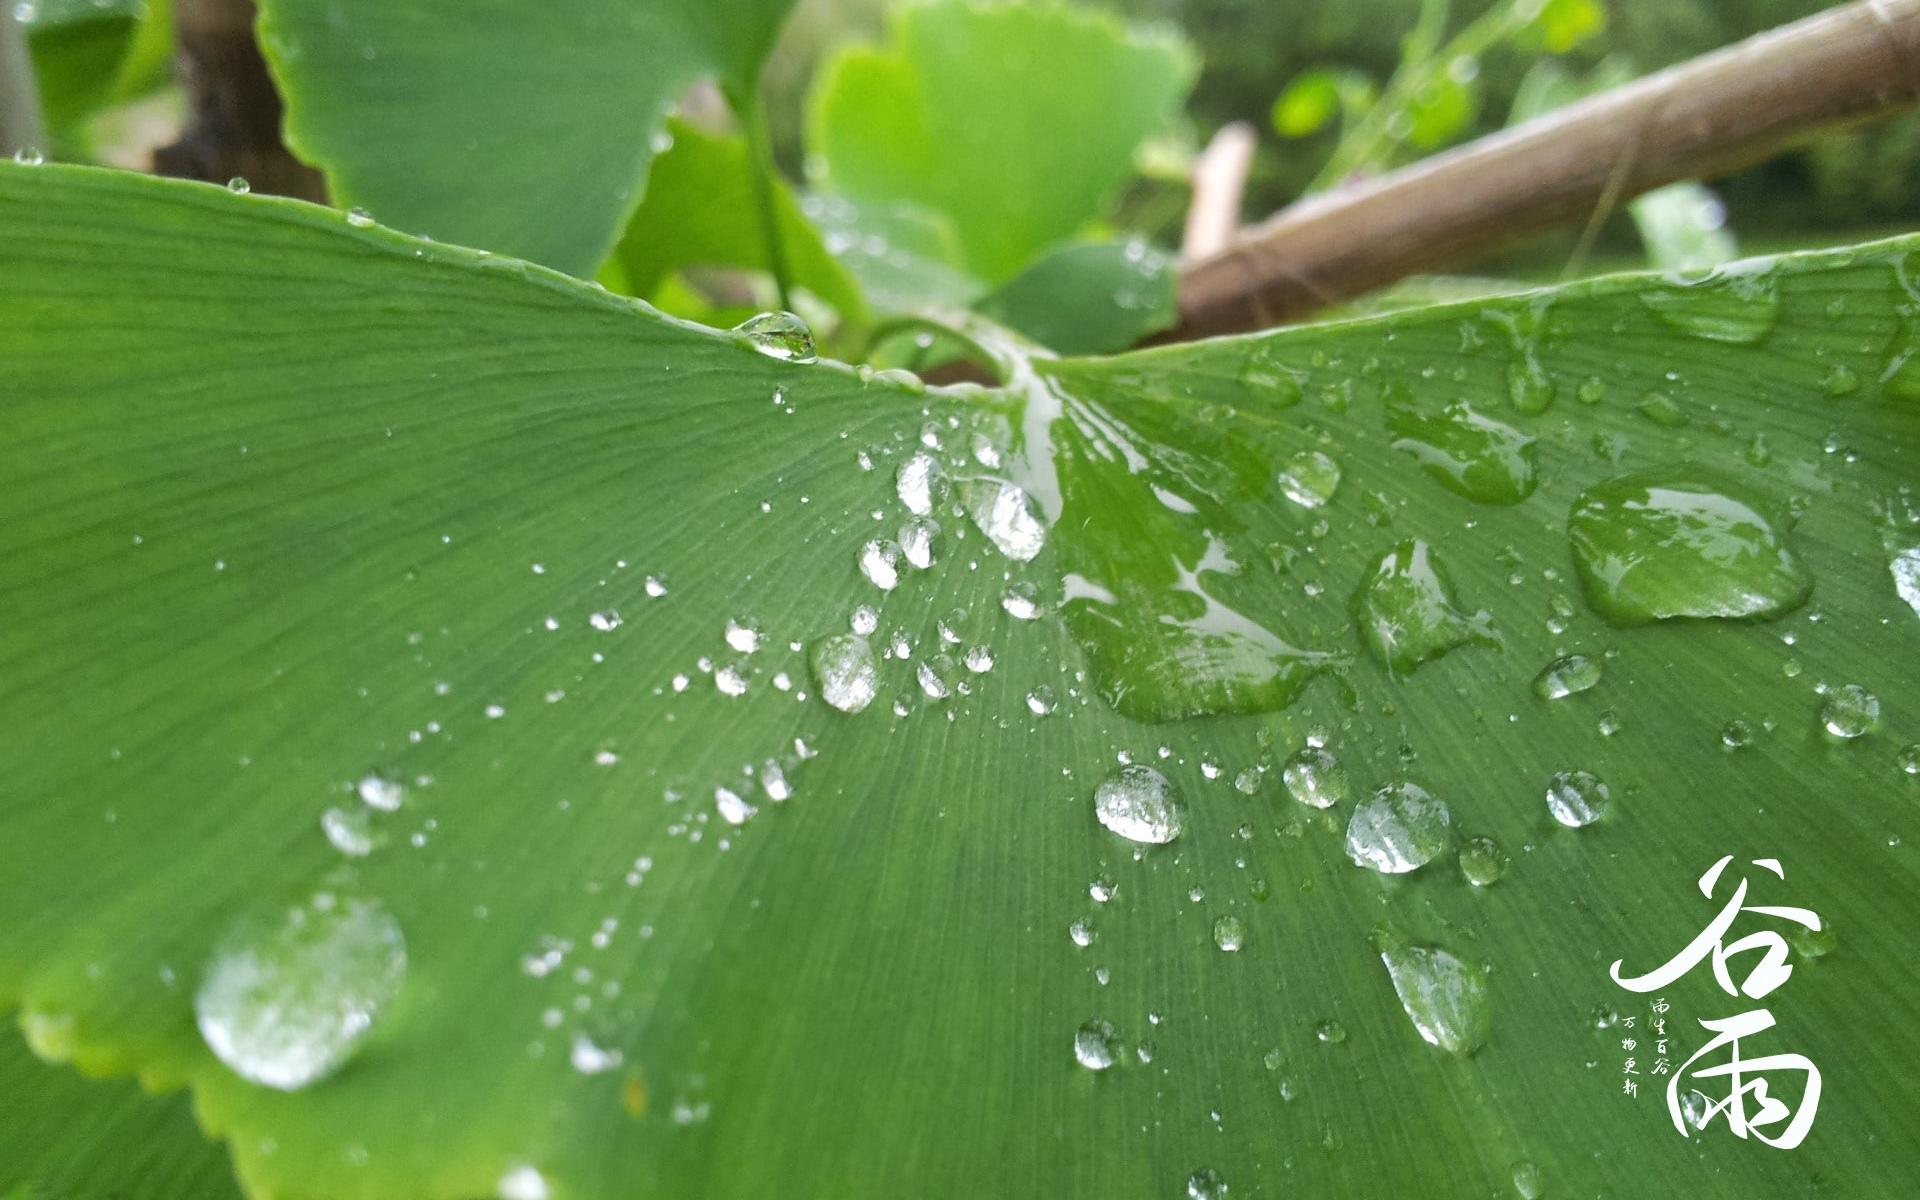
[255,0,797,274]
[808,0,1196,282]
[2,162,1917,1200]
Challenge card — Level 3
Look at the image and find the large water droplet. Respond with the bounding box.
[1345,782,1452,873]
[1533,653,1601,699]
[1281,746,1350,809]
[809,634,877,714]
[1374,929,1490,1056]
[195,893,407,1090]
[1074,1018,1121,1070]
[731,311,816,362]
[1820,684,1881,739]
[959,479,1046,561]
[1568,469,1811,626]
[1545,769,1611,827]
[1638,265,1780,344]
[1387,402,1537,505]
[1094,764,1186,845]
[1276,450,1341,508]
[896,452,947,516]
[1353,540,1496,673]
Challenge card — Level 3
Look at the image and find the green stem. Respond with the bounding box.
[731,85,794,314]
[0,5,47,159]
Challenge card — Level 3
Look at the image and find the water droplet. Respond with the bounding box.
[1026,684,1057,715]
[1533,653,1601,699]
[858,538,902,590]
[12,146,45,166]
[1510,1160,1544,1199]
[1568,469,1811,626]
[1280,746,1349,809]
[899,517,941,569]
[345,207,375,228]
[1090,875,1116,903]
[497,1166,550,1200]
[1820,684,1881,739]
[1387,402,1537,505]
[724,619,761,654]
[960,479,1046,561]
[1314,1018,1347,1044]
[731,311,816,363]
[570,1032,622,1074]
[1069,917,1096,947]
[195,893,407,1090]
[809,634,877,714]
[963,645,994,673]
[1899,744,1920,775]
[321,806,374,857]
[1074,1018,1121,1070]
[1374,930,1490,1055]
[1353,540,1496,673]
[1185,1167,1228,1200]
[357,773,403,811]
[1790,922,1837,958]
[1639,265,1780,344]
[1094,764,1186,845]
[896,452,947,516]
[1277,450,1341,508]
[1459,836,1507,885]
[1823,363,1860,396]
[226,177,251,194]
[1720,719,1754,749]
[1546,769,1611,827]
[1345,782,1452,874]
[1211,915,1245,952]
[1002,581,1044,619]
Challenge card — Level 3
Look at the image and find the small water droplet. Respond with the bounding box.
[226,177,251,194]
[1510,1160,1544,1199]
[321,806,374,857]
[1002,581,1044,619]
[1094,764,1186,845]
[345,207,375,228]
[357,773,403,811]
[1281,746,1349,809]
[1185,1167,1228,1200]
[731,311,816,362]
[858,538,902,590]
[1533,653,1601,699]
[1069,917,1096,947]
[1458,835,1508,886]
[1211,915,1245,952]
[1026,684,1057,715]
[1546,769,1611,827]
[1314,1018,1347,1044]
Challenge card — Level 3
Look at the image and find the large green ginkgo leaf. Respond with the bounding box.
[808,0,1196,283]
[3,163,1919,1200]
[254,0,795,275]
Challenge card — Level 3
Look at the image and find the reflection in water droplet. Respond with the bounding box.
[1387,402,1537,505]
[1345,782,1452,873]
[1074,1018,1121,1070]
[1546,769,1611,827]
[1374,930,1490,1056]
[195,893,407,1090]
[731,311,817,362]
[1353,540,1496,673]
[1533,653,1601,699]
[960,479,1047,561]
[1277,450,1341,508]
[1638,265,1781,344]
[1459,836,1508,886]
[1281,746,1349,809]
[1568,469,1811,626]
[1820,684,1881,739]
[1212,915,1245,952]
[1094,764,1186,844]
[809,634,877,713]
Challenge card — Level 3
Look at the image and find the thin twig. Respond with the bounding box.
[732,84,794,314]
[1172,0,1920,340]
[1181,121,1257,263]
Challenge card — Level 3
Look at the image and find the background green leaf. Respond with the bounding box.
[808,0,1196,282]
[22,0,173,154]
[973,237,1176,354]
[256,0,797,274]
[4,163,1918,1200]
[607,118,865,325]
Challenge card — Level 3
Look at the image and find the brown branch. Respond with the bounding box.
[1180,121,1257,263]
[152,0,324,201]
[1172,0,1920,340]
